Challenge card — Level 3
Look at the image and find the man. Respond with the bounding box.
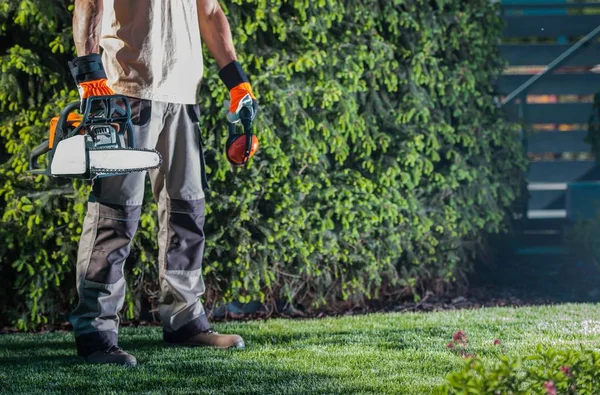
[69,0,258,366]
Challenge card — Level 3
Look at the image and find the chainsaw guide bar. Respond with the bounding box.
[28,96,162,180]
[89,147,162,176]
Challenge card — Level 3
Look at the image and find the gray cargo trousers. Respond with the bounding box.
[70,98,211,356]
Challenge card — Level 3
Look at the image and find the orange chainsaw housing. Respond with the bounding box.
[49,113,82,149]
[48,113,121,149]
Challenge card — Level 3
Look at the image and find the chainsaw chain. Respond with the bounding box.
[89,147,162,175]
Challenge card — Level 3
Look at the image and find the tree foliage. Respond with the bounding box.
[0,0,526,329]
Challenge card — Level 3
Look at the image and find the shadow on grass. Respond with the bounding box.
[0,317,493,394]
[0,323,476,364]
[0,333,389,394]
[0,337,78,367]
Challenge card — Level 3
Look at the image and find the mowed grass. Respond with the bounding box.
[1,304,600,394]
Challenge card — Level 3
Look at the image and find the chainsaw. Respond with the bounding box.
[29,95,161,179]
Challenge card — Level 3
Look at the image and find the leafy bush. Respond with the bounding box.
[0,0,526,329]
[441,346,600,394]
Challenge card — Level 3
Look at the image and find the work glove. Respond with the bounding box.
[225,82,259,124]
[219,61,259,167]
[68,54,115,113]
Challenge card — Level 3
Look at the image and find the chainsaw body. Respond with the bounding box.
[29,95,161,179]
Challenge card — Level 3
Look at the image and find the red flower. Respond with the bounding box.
[544,381,557,395]
[561,366,573,377]
[493,339,501,345]
[452,330,466,344]
[446,342,455,348]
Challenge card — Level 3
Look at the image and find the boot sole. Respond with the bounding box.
[165,340,245,350]
[83,357,138,367]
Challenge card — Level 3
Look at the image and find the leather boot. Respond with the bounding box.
[167,329,245,349]
[84,345,137,366]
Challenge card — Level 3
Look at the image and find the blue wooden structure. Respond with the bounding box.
[490,1,600,297]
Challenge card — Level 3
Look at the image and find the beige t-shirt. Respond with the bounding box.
[100,0,204,104]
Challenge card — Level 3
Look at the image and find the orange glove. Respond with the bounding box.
[219,61,259,124]
[227,82,258,123]
[78,78,115,99]
[69,54,115,112]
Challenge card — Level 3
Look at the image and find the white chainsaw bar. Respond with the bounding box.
[50,135,161,177]
[89,148,161,173]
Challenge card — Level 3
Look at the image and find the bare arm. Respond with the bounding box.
[197,0,237,68]
[73,0,104,56]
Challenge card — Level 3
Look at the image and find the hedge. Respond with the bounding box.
[0,0,526,330]
[442,346,600,394]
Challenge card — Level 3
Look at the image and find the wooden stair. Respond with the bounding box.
[486,1,600,298]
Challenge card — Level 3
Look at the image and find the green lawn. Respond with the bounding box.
[1,304,599,394]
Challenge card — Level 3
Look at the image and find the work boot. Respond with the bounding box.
[167,329,245,349]
[84,345,137,366]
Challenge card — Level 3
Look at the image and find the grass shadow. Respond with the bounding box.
[0,332,374,394]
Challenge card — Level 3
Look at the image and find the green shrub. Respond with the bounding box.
[440,346,600,394]
[0,0,526,329]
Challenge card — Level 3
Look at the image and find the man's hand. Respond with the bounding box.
[223,76,258,124]
[69,54,115,112]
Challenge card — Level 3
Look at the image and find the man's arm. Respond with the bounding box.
[73,0,104,56]
[197,0,237,68]
[71,0,113,107]
[197,0,259,167]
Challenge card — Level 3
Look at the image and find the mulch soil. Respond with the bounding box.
[0,287,559,335]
